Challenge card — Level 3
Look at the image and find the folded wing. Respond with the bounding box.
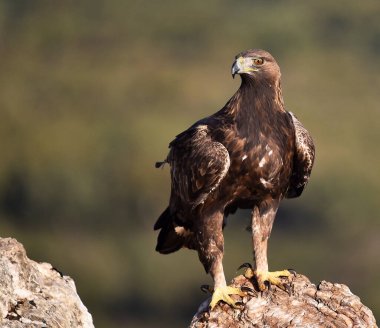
[286,112,315,198]
[168,124,230,209]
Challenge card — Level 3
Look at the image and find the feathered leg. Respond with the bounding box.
[249,200,292,291]
[197,210,244,309]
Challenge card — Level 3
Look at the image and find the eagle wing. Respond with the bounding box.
[153,123,229,254]
[286,112,315,198]
[168,124,230,210]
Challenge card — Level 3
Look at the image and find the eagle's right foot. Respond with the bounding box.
[201,285,246,310]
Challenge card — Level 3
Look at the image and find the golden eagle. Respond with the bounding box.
[154,49,315,309]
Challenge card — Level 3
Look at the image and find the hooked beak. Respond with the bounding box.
[231,60,240,79]
[231,56,257,78]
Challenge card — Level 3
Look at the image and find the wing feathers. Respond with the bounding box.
[286,112,315,198]
[168,125,230,209]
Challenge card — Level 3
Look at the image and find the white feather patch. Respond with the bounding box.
[175,226,192,237]
[259,157,266,167]
[260,178,271,187]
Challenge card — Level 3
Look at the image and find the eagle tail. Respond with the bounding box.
[155,160,167,168]
[154,207,188,254]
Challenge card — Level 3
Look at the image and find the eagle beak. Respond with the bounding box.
[231,59,241,79]
[231,56,256,78]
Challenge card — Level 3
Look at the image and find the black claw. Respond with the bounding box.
[237,262,252,271]
[241,286,254,293]
[51,267,64,277]
[287,268,297,275]
[241,286,256,295]
[284,284,292,295]
[200,284,212,294]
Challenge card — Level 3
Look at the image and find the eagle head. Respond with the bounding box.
[231,49,281,84]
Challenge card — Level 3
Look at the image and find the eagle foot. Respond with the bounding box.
[205,285,246,310]
[237,263,295,293]
[256,269,293,292]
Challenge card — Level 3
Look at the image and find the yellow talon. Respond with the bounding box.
[255,269,292,291]
[209,286,245,310]
[238,264,293,292]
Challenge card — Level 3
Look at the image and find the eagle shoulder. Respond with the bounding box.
[286,112,315,198]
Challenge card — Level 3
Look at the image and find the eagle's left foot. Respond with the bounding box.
[202,285,246,310]
[255,269,293,292]
[238,263,295,292]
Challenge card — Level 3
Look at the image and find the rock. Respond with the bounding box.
[190,273,377,328]
[0,238,94,328]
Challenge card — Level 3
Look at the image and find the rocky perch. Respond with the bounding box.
[190,274,377,328]
[0,238,94,328]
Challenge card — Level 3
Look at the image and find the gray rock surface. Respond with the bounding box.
[190,273,377,328]
[0,238,94,328]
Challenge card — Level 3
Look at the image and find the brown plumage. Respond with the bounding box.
[154,49,315,308]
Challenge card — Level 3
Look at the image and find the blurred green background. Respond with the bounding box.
[0,1,379,327]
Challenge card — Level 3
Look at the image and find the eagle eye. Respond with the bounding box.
[253,58,264,65]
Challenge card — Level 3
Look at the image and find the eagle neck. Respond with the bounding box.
[239,77,284,111]
[229,77,285,138]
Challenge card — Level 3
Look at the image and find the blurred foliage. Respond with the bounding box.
[0,0,379,327]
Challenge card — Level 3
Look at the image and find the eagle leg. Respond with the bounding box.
[249,202,294,291]
[206,257,246,309]
[197,210,245,309]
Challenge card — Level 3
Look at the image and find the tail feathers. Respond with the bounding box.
[154,207,171,230]
[155,160,167,168]
[154,207,188,254]
[156,226,185,254]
